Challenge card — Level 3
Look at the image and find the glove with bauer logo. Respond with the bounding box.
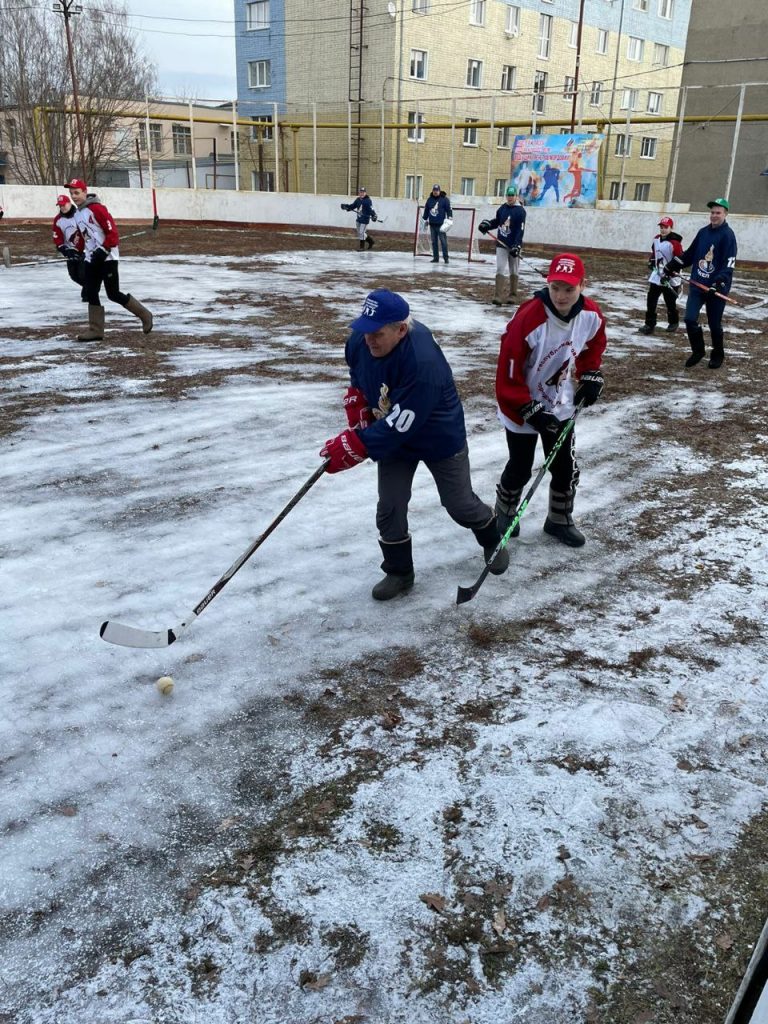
[320,429,367,474]
[574,370,604,408]
[343,386,373,430]
[520,399,561,436]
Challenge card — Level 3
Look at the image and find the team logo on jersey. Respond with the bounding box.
[698,245,715,277]
[372,383,391,420]
[545,357,571,390]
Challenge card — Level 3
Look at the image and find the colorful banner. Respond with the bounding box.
[511,134,603,209]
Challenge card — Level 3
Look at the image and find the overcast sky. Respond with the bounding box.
[127,0,238,101]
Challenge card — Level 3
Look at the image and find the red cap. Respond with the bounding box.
[65,178,87,191]
[658,216,674,227]
[546,253,585,286]
[56,194,71,207]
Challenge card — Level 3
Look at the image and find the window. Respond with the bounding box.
[658,0,673,18]
[640,136,657,158]
[596,28,608,54]
[647,91,663,114]
[505,5,520,35]
[410,48,428,80]
[463,119,479,146]
[501,65,516,91]
[563,76,575,99]
[466,59,483,88]
[251,169,275,191]
[139,122,163,152]
[405,174,423,199]
[568,21,578,47]
[250,114,273,142]
[412,0,428,11]
[627,36,644,61]
[246,1,269,30]
[469,0,485,26]
[653,43,669,66]
[532,70,548,114]
[538,14,552,58]
[460,177,475,196]
[590,81,603,106]
[609,181,626,200]
[248,60,271,88]
[497,126,512,148]
[407,112,425,142]
[634,182,651,201]
[633,0,648,9]
[620,88,639,110]
[614,133,631,156]
[172,124,192,156]
[494,178,507,197]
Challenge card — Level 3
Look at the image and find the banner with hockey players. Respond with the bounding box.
[510,134,603,209]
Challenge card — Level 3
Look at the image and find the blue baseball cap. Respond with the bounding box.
[350,289,410,332]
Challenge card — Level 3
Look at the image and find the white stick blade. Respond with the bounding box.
[100,620,175,648]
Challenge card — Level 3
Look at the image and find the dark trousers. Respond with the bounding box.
[376,445,492,543]
[500,427,579,495]
[83,260,129,307]
[645,282,679,327]
[429,224,448,260]
[684,286,725,335]
[66,258,87,301]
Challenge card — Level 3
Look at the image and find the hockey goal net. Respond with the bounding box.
[413,205,484,262]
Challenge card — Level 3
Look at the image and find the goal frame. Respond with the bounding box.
[413,205,484,263]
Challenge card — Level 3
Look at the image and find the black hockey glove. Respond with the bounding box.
[574,370,604,408]
[663,256,683,277]
[509,245,521,258]
[520,399,561,436]
[58,244,79,259]
[478,220,491,235]
[90,246,109,265]
[370,211,378,222]
[647,257,656,271]
[340,203,351,211]
[712,280,727,294]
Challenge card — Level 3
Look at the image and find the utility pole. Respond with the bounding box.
[53,0,88,182]
[570,0,586,132]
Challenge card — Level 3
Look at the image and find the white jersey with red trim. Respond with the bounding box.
[52,212,84,252]
[648,232,683,286]
[496,290,607,435]
[72,194,120,262]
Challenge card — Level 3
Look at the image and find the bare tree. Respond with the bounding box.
[0,2,156,184]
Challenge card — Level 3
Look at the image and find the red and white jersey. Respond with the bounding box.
[52,212,84,252]
[496,291,607,435]
[648,232,683,286]
[72,195,120,262]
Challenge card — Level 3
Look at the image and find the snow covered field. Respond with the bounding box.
[2,232,768,1023]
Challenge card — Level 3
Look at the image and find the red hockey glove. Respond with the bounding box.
[343,386,373,429]
[320,429,368,474]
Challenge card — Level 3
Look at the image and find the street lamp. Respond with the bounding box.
[52,0,88,182]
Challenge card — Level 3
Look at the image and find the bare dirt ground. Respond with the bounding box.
[3,219,768,1023]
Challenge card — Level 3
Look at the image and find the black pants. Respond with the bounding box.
[645,282,679,327]
[66,258,87,301]
[429,224,448,260]
[83,259,129,307]
[500,426,579,495]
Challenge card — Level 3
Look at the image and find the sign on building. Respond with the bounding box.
[511,134,603,209]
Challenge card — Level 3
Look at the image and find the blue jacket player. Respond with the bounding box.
[320,289,508,600]
[341,186,377,251]
[478,186,527,306]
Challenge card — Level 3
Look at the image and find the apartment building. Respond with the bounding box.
[234,0,692,201]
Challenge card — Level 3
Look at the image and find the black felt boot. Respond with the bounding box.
[372,537,415,600]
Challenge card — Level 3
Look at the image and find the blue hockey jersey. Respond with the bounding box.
[345,321,467,462]
[679,222,737,293]
[487,203,526,250]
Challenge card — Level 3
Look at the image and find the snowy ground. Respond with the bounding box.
[2,230,768,1023]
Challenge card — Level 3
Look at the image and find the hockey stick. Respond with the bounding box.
[684,275,738,305]
[456,405,583,606]
[100,460,329,648]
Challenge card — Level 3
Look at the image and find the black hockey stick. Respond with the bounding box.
[456,406,582,606]
[100,460,329,648]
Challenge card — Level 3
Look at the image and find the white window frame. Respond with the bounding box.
[568,21,578,47]
[463,119,479,147]
[627,36,644,61]
[497,125,512,148]
[466,59,483,89]
[246,1,270,30]
[614,133,631,157]
[633,0,648,10]
[658,0,673,18]
[505,5,520,36]
[248,60,271,89]
[609,181,626,200]
[533,70,548,114]
[620,88,639,110]
[251,168,275,192]
[250,114,274,142]
[460,177,475,196]
[409,48,428,80]
[494,178,507,197]
[407,111,425,143]
[405,174,423,199]
[469,0,485,26]
[596,28,608,55]
[653,42,669,66]
[538,14,552,59]
[171,124,192,156]
[563,76,575,99]
[412,0,428,12]
[501,64,516,91]
[647,91,663,114]
[640,136,657,158]
[139,122,163,153]
[589,81,603,106]
[634,182,651,201]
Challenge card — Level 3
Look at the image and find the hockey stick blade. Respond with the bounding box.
[100,619,180,648]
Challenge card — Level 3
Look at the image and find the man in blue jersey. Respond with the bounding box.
[320,289,508,600]
[478,185,526,306]
[665,197,738,369]
[341,186,377,251]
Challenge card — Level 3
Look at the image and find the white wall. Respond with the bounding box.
[1,185,764,263]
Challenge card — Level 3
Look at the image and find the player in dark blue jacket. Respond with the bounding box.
[320,289,508,600]
[422,184,453,263]
[341,186,377,251]
[479,185,526,306]
[665,197,738,369]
